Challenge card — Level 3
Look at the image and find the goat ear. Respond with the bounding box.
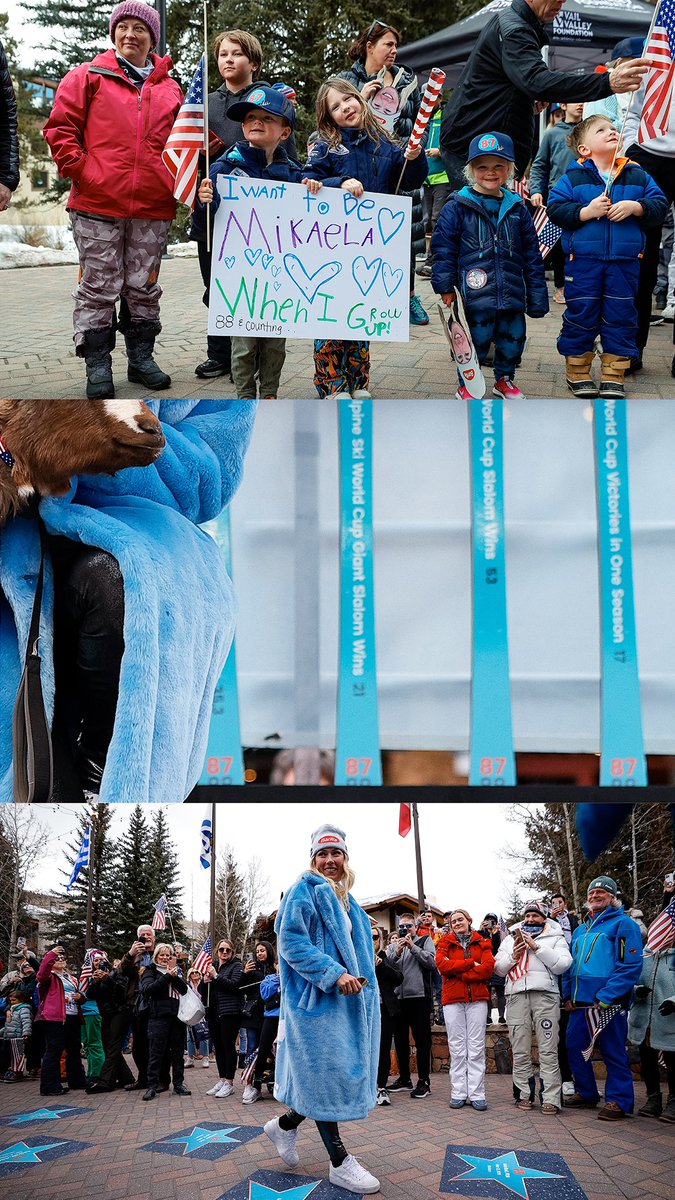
[0,467,20,528]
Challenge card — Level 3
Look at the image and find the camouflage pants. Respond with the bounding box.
[70,212,170,346]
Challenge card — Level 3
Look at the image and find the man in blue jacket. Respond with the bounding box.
[563,876,643,1121]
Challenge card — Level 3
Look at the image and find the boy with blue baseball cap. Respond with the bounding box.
[195,85,309,400]
[431,130,548,400]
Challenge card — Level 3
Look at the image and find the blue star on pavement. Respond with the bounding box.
[250,1183,320,1200]
[158,1126,242,1154]
[9,1109,73,1125]
[0,1141,66,1165]
[451,1151,564,1198]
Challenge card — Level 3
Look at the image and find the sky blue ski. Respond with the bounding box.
[468,398,516,786]
[335,398,383,786]
[199,509,245,786]
[593,399,647,787]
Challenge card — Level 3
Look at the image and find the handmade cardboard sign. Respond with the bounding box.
[208,177,412,341]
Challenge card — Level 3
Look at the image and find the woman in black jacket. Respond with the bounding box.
[201,937,243,1098]
[138,944,189,1101]
[373,926,403,1105]
[86,957,135,1093]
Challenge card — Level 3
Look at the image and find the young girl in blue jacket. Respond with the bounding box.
[431,131,549,400]
[303,79,428,398]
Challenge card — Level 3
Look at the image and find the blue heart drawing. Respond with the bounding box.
[271,265,281,277]
[382,263,404,297]
[244,248,263,266]
[222,256,235,269]
[262,253,274,270]
[283,255,341,303]
[352,256,382,296]
[378,207,405,244]
[273,281,282,291]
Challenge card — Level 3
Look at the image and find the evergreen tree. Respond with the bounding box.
[215,848,250,953]
[107,804,156,957]
[146,808,186,946]
[50,804,115,966]
[1,11,57,201]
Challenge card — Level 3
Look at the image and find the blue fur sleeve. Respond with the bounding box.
[72,400,257,524]
[276,884,346,993]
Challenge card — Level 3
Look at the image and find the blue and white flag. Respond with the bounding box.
[200,809,213,870]
[66,825,91,893]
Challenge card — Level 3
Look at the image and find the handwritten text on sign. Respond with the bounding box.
[208,177,412,340]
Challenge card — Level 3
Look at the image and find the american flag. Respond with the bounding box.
[78,947,105,994]
[508,948,529,982]
[66,825,91,893]
[151,894,167,930]
[581,1004,622,1061]
[399,802,412,837]
[640,1,675,142]
[498,915,508,942]
[192,935,212,975]
[162,56,209,208]
[646,897,675,953]
[241,1049,258,1086]
[513,178,530,200]
[200,809,213,870]
[532,204,562,259]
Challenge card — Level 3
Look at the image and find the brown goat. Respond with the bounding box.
[0,399,166,527]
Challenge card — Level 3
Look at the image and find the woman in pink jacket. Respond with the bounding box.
[36,947,88,1096]
[43,2,183,399]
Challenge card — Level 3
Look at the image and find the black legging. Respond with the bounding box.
[279,1109,348,1168]
[377,1007,396,1089]
[639,1039,675,1097]
[253,1015,278,1087]
[50,537,125,797]
[209,1012,240,1079]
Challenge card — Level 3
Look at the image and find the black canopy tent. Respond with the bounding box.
[400,0,655,86]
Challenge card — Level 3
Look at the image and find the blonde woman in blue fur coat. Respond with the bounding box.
[0,399,256,804]
[264,824,381,1196]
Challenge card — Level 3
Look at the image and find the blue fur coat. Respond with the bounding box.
[0,400,257,804]
[274,872,379,1121]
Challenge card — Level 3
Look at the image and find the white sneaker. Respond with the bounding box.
[202,1057,210,1068]
[206,1079,225,1095]
[264,1116,300,1167]
[329,1155,381,1194]
[663,302,675,320]
[351,388,372,399]
[242,1083,261,1104]
[376,1088,390,1106]
[184,1057,195,1068]
[562,1081,576,1098]
[215,1081,235,1097]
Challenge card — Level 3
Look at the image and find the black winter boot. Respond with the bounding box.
[80,327,115,399]
[638,1092,662,1118]
[124,320,171,390]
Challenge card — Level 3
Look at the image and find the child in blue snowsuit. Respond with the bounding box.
[431,131,549,401]
[547,114,667,399]
[195,86,307,399]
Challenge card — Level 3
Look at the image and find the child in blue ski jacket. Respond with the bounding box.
[547,114,667,399]
[302,78,428,398]
[195,85,307,400]
[431,131,548,401]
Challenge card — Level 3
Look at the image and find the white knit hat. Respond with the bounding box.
[310,824,348,861]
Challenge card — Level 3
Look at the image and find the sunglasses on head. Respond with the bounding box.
[367,19,390,38]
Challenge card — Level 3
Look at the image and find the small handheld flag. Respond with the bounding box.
[151,894,167,930]
[162,56,208,208]
[192,936,213,975]
[66,825,91,893]
[581,1004,622,1061]
[639,1,675,143]
[646,897,675,953]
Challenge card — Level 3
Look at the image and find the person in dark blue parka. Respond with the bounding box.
[431,131,549,400]
[547,114,667,399]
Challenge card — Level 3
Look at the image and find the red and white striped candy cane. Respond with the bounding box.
[395,67,446,193]
[408,67,446,150]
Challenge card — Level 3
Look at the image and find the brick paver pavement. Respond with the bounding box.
[0,1070,672,1199]
[2,258,675,399]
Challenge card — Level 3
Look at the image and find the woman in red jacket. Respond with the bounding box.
[43,2,183,399]
[436,910,494,1110]
[36,946,88,1096]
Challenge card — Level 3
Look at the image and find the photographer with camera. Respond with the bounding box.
[628,872,675,1124]
[120,924,167,1092]
[480,913,507,1027]
[385,911,436,1099]
[86,953,136,1093]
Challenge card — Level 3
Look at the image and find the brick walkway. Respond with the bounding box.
[0,1069,671,1199]
[2,258,675,399]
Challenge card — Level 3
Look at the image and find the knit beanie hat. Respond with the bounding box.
[587,875,618,897]
[110,2,160,49]
[310,824,348,861]
[522,900,547,919]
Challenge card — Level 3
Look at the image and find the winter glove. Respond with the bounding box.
[634,985,651,1000]
[658,999,675,1016]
